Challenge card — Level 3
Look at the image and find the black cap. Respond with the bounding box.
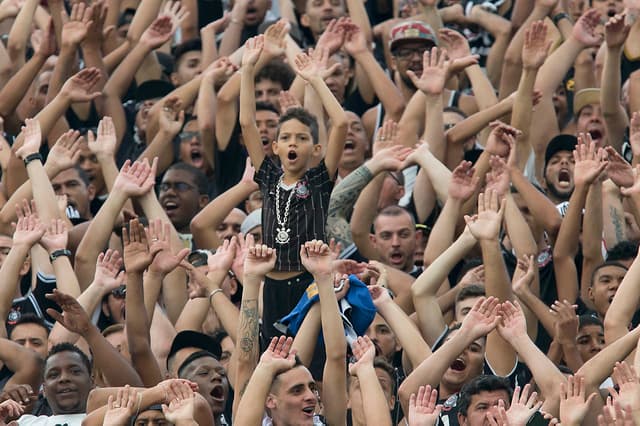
[167,330,222,369]
[134,80,175,102]
[545,134,578,167]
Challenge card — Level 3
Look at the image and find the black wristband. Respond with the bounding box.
[49,249,72,262]
[23,153,43,166]
[552,12,571,26]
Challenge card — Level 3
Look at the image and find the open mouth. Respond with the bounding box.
[588,129,603,141]
[344,140,355,151]
[558,170,571,187]
[210,384,225,402]
[190,150,204,167]
[58,388,77,396]
[302,406,315,417]
[288,150,298,161]
[450,358,467,371]
[261,136,270,146]
[163,200,179,211]
[390,252,403,264]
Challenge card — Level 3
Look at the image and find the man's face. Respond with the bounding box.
[172,51,202,86]
[11,323,48,359]
[301,0,346,39]
[31,70,52,112]
[255,79,283,108]
[324,53,351,104]
[459,390,511,426]
[455,296,482,323]
[267,366,318,425]
[77,141,106,195]
[256,109,279,157]
[365,314,399,360]
[348,367,395,423]
[239,0,271,26]
[179,356,229,415]
[588,265,627,318]
[441,330,486,391]
[392,42,432,90]
[576,104,606,146]
[219,336,234,370]
[444,110,474,150]
[591,0,623,20]
[378,174,404,209]
[135,98,160,136]
[544,150,575,202]
[51,168,94,219]
[134,410,170,426]
[43,351,93,415]
[576,324,604,362]
[371,212,417,273]
[102,292,126,324]
[216,208,246,241]
[553,84,568,118]
[246,190,263,213]
[339,112,368,172]
[105,329,131,361]
[0,235,12,268]
[178,120,208,172]
[159,169,208,233]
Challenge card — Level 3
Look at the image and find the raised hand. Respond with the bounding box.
[35,19,57,58]
[605,146,634,188]
[61,2,93,47]
[103,385,139,426]
[609,361,640,414]
[262,19,289,59]
[348,335,376,376]
[162,0,190,29]
[140,16,175,49]
[259,336,297,374]
[373,119,400,153]
[203,56,237,84]
[0,383,35,406]
[82,0,108,49]
[300,240,333,277]
[573,133,607,187]
[122,218,154,273]
[92,250,125,295]
[162,381,196,423]
[12,205,45,249]
[486,155,511,198]
[550,300,579,345]
[438,28,471,60]
[0,399,24,421]
[158,97,185,136]
[87,116,117,159]
[460,296,501,340]
[505,384,543,426]
[0,0,25,20]
[207,237,237,274]
[39,219,69,253]
[522,20,550,70]
[46,130,83,175]
[369,141,413,173]
[448,160,478,202]
[239,157,259,190]
[180,260,215,299]
[343,20,369,57]
[621,165,640,196]
[15,118,41,159]
[572,9,603,47]
[408,385,441,426]
[316,18,346,55]
[46,290,92,336]
[113,158,156,197]
[496,300,527,343]
[605,13,630,49]
[512,255,536,297]
[243,233,277,281]
[279,90,302,114]
[200,12,230,35]
[147,219,190,275]
[598,397,635,426]
[485,121,521,157]
[464,190,506,241]
[406,47,451,96]
[294,47,338,82]
[560,375,597,426]
[369,285,393,310]
[60,67,103,103]
[242,35,264,67]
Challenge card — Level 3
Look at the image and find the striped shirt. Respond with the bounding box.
[255,158,334,272]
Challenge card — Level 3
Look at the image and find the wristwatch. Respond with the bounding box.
[49,249,72,262]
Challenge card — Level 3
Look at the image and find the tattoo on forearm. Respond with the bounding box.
[326,218,352,248]
[239,299,259,355]
[328,165,373,218]
[609,205,626,243]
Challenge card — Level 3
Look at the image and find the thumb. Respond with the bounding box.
[406,70,419,85]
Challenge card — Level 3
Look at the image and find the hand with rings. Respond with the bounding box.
[104,385,139,426]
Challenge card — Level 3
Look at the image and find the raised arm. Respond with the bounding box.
[239,36,267,170]
[39,218,81,298]
[300,241,347,426]
[0,338,43,394]
[6,0,38,70]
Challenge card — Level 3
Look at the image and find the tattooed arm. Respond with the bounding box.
[232,236,276,418]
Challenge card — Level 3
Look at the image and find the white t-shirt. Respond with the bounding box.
[18,413,86,426]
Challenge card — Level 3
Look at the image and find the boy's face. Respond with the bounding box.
[588,265,626,318]
[273,119,320,175]
[576,324,604,362]
[172,51,202,86]
[256,109,279,157]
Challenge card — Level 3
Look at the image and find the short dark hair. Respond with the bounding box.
[256,101,280,116]
[607,241,639,263]
[578,314,603,331]
[457,375,512,417]
[455,258,483,285]
[8,314,49,338]
[277,108,319,145]
[374,205,416,231]
[172,38,202,64]
[165,162,209,195]
[590,261,628,287]
[71,166,91,186]
[456,284,486,304]
[373,357,397,395]
[444,106,468,119]
[271,356,305,393]
[46,343,92,375]
[255,59,295,90]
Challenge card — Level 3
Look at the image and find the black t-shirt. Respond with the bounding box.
[6,272,60,333]
[255,158,334,271]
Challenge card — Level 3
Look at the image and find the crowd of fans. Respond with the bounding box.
[0,0,639,424]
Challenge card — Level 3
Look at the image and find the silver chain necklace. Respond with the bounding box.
[275,175,296,245]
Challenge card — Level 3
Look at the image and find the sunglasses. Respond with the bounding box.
[111,285,127,299]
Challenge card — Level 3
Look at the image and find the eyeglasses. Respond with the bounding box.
[179,131,200,142]
[393,46,430,61]
[188,250,210,267]
[111,285,126,299]
[158,181,197,193]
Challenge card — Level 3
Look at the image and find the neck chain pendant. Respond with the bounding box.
[275,226,291,245]
[275,175,296,245]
